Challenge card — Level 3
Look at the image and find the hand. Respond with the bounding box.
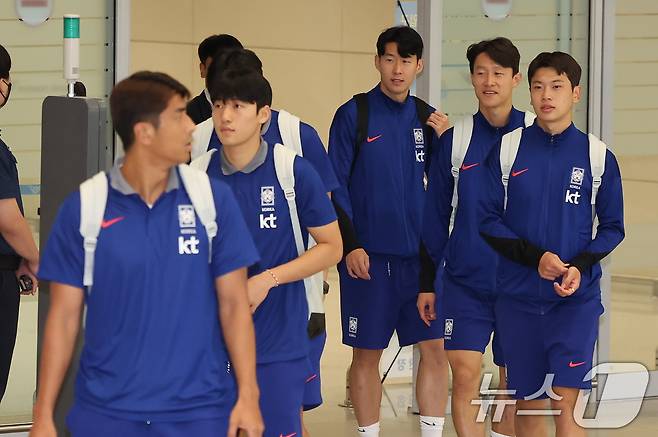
[554,266,581,297]
[16,258,38,296]
[29,418,56,437]
[227,393,264,437]
[417,292,437,327]
[345,248,370,280]
[538,252,568,281]
[426,111,450,137]
[247,272,275,313]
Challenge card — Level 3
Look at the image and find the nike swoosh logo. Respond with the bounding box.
[421,420,436,426]
[305,373,318,383]
[460,163,479,171]
[511,168,529,177]
[569,361,586,368]
[101,216,125,229]
[280,433,297,437]
[366,134,382,143]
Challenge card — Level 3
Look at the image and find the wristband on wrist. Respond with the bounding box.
[265,269,279,287]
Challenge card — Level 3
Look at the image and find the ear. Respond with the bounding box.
[257,105,271,125]
[572,85,581,103]
[133,121,155,146]
[374,54,382,73]
[199,62,206,79]
[512,71,522,88]
[416,58,424,76]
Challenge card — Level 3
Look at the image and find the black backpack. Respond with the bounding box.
[350,92,434,175]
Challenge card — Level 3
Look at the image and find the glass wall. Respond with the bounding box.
[0,0,113,426]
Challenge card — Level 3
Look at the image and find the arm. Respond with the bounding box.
[216,269,263,437]
[31,283,84,437]
[0,198,39,265]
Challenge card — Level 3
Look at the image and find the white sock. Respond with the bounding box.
[420,415,444,437]
[490,431,513,437]
[357,421,380,436]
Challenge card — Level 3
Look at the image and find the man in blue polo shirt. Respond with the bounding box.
[193,68,341,437]
[329,26,449,437]
[480,52,624,437]
[422,37,531,437]
[0,43,40,404]
[31,72,263,437]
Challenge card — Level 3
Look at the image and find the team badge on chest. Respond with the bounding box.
[261,186,275,206]
[413,128,424,145]
[178,205,196,228]
[570,167,584,186]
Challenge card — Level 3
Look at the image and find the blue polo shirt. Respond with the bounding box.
[205,141,336,364]
[0,137,24,256]
[208,109,339,193]
[38,164,259,422]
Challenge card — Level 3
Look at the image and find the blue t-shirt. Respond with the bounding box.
[0,137,24,256]
[38,165,259,422]
[205,142,336,364]
[208,109,339,193]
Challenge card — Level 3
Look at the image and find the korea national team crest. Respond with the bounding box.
[570,167,585,186]
[348,317,358,337]
[444,318,454,337]
[178,205,196,228]
[261,186,275,206]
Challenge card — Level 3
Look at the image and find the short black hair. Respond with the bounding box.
[110,71,190,150]
[197,34,243,63]
[466,37,521,75]
[209,68,272,110]
[376,26,423,59]
[0,44,11,79]
[205,48,263,90]
[528,51,582,88]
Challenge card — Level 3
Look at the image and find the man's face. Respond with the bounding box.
[144,94,195,165]
[530,67,580,125]
[375,42,423,99]
[212,98,269,148]
[0,75,11,109]
[471,52,520,110]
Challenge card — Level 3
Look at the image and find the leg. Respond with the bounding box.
[350,348,384,426]
[446,349,485,436]
[0,272,20,402]
[552,387,586,437]
[491,365,516,436]
[515,399,549,437]
[417,338,449,416]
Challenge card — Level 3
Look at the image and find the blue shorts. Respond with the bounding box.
[66,403,229,437]
[495,296,603,400]
[303,331,326,411]
[339,254,443,349]
[257,358,309,437]
[441,274,505,366]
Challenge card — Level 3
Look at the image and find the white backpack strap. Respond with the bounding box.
[191,118,215,160]
[277,109,303,156]
[500,127,524,211]
[189,149,217,173]
[450,115,474,209]
[79,171,108,288]
[588,133,607,219]
[524,111,536,127]
[178,164,218,262]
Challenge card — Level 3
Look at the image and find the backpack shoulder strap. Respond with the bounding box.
[450,115,475,210]
[500,127,524,211]
[350,93,369,176]
[524,111,537,127]
[277,109,303,157]
[189,149,217,173]
[273,144,305,256]
[79,171,108,288]
[178,164,218,262]
[588,133,607,218]
[191,118,215,160]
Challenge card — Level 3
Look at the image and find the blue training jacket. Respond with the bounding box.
[329,85,435,258]
[423,108,529,293]
[479,122,625,313]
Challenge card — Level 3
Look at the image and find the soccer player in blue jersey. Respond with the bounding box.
[480,52,624,437]
[329,26,449,437]
[31,72,263,437]
[422,37,529,437]
[194,68,342,437]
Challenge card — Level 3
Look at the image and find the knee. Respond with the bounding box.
[351,348,382,370]
[418,339,448,368]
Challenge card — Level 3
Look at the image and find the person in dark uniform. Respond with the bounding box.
[0,43,40,403]
[187,34,243,124]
